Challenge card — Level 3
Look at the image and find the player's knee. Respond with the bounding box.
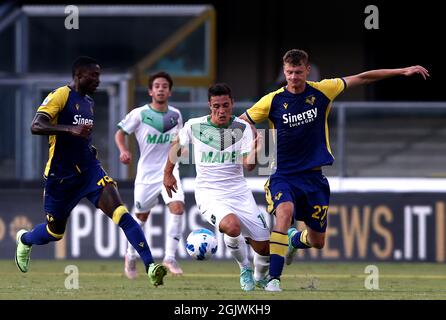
[136,213,149,222]
[275,203,293,223]
[311,239,325,249]
[219,216,241,237]
[224,225,241,237]
[220,221,241,237]
[277,202,293,214]
[256,243,270,256]
[168,201,184,215]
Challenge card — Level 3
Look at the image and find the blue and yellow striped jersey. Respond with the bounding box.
[37,85,100,178]
[245,78,346,175]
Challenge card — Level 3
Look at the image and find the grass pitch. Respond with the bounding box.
[1,259,446,300]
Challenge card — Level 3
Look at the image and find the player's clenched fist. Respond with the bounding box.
[119,150,132,164]
[70,124,92,138]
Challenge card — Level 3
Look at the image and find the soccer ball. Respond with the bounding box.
[185,228,218,260]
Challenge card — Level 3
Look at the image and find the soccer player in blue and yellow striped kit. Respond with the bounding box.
[14,56,167,287]
[241,49,429,291]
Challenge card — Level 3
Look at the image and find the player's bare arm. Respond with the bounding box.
[30,113,92,138]
[243,133,263,171]
[114,129,132,164]
[344,65,430,89]
[238,113,251,125]
[163,138,182,197]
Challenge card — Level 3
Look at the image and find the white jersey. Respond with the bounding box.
[178,115,253,196]
[118,104,182,184]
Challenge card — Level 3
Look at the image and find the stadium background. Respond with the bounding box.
[1,0,445,265]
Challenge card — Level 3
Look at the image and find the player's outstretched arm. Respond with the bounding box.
[163,138,182,198]
[31,113,92,138]
[238,113,251,124]
[344,65,430,89]
[114,129,132,165]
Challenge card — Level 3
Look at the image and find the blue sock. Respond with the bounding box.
[269,254,285,280]
[22,223,59,245]
[118,213,154,271]
[291,230,312,249]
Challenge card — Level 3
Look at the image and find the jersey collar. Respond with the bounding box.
[207,115,235,128]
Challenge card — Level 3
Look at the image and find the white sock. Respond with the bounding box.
[224,234,251,270]
[126,216,146,259]
[253,252,270,281]
[164,213,183,260]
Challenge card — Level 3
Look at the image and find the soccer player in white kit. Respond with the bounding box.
[164,83,270,291]
[115,72,185,278]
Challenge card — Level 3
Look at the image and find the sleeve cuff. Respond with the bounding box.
[245,112,255,124]
[340,77,347,90]
[36,111,52,120]
[117,124,129,135]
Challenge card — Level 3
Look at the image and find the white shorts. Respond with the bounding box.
[195,189,270,241]
[134,167,184,213]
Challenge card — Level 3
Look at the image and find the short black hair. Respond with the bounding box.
[72,56,99,78]
[148,71,173,90]
[208,83,232,101]
[283,49,309,66]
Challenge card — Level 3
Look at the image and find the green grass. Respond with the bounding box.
[1,260,446,299]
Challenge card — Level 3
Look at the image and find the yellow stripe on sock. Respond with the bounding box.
[300,229,311,247]
[112,205,128,224]
[264,179,275,214]
[270,231,288,256]
[46,225,64,239]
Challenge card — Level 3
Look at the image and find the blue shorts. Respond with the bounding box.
[44,165,113,221]
[265,170,330,233]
